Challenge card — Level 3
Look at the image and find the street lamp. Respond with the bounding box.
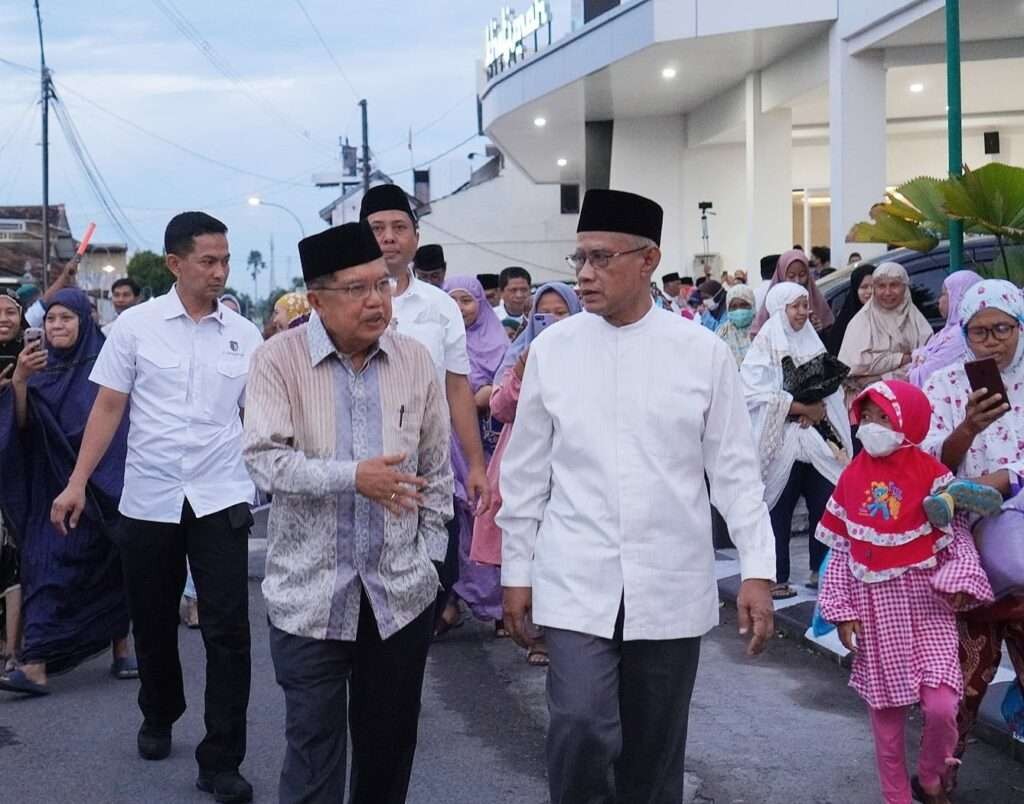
[102,264,115,274]
[247,196,307,238]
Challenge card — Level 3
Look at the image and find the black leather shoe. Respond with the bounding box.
[136,721,171,760]
[196,770,254,803]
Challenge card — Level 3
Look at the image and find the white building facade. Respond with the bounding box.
[478,0,1024,281]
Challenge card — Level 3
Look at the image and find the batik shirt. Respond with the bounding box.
[243,313,453,640]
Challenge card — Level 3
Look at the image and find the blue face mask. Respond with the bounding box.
[728,308,754,329]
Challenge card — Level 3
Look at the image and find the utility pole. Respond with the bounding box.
[360,99,370,192]
[35,0,52,290]
[269,235,276,293]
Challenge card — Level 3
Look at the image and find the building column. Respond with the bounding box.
[829,24,887,265]
[745,72,793,272]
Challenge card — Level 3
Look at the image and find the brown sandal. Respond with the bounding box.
[771,584,798,600]
[527,646,549,667]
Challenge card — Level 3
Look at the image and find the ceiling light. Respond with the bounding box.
[247,196,261,206]
[909,82,924,93]
[534,116,547,127]
[662,67,677,80]
[556,158,568,167]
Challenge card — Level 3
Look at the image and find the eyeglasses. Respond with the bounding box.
[315,277,397,301]
[964,322,1019,344]
[565,245,649,273]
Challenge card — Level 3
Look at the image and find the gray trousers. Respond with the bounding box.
[545,611,701,804]
[268,594,434,804]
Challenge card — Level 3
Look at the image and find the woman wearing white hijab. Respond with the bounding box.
[838,261,932,405]
[742,282,853,598]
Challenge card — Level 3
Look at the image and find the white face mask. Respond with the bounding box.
[857,422,905,458]
[704,297,719,312]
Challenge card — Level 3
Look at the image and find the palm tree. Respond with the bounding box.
[247,250,265,299]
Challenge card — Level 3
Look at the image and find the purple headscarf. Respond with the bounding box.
[498,282,582,376]
[907,270,982,387]
[445,276,511,392]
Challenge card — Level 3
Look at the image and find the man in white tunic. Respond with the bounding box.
[498,189,776,804]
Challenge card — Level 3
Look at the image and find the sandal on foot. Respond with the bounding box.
[0,669,50,696]
[494,621,509,639]
[923,492,956,528]
[110,656,139,680]
[527,647,549,667]
[771,584,798,600]
[947,480,1003,517]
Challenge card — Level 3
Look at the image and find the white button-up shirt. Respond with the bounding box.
[497,304,776,641]
[391,270,469,383]
[90,287,264,524]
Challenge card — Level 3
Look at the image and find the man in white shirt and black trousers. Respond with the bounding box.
[498,189,777,804]
[51,212,263,804]
[359,185,490,632]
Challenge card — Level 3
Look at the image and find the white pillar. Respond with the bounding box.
[803,190,812,251]
[828,24,887,265]
[745,72,793,272]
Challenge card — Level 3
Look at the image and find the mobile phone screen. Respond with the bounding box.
[533,313,556,334]
[964,357,1008,404]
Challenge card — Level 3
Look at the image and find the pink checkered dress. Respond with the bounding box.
[818,514,994,710]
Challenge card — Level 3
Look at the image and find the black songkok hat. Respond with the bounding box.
[298,222,382,283]
[576,189,663,246]
[360,184,415,222]
[662,272,680,284]
[414,244,446,272]
[476,273,500,290]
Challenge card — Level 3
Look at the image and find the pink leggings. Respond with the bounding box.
[868,684,959,804]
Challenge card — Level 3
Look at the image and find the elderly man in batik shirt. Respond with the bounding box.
[243,220,452,804]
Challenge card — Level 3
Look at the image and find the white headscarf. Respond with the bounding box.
[742,282,851,508]
[838,261,933,379]
[748,282,825,367]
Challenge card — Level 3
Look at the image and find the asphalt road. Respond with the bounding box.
[3,584,1024,802]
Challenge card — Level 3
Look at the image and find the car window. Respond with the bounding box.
[906,259,946,325]
[828,286,849,320]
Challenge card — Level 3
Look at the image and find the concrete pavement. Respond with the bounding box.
[3,518,1024,802]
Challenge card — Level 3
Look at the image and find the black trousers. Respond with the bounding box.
[769,461,833,584]
[544,604,701,804]
[116,500,252,772]
[269,592,434,804]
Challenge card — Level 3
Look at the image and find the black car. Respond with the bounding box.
[816,236,1002,331]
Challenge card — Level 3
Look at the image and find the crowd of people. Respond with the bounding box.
[0,184,1021,804]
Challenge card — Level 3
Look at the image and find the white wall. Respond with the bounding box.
[417,161,579,284]
[793,126,1024,190]
[609,114,687,277]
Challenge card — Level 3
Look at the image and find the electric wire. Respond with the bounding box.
[51,92,150,248]
[149,0,336,156]
[293,0,361,101]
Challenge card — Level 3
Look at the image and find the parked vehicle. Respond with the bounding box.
[817,236,1002,332]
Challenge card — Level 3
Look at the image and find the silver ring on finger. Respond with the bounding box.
[390,492,397,502]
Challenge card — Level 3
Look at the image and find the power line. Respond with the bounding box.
[149,0,336,157]
[51,92,150,248]
[418,217,573,278]
[293,0,360,101]
[55,80,318,188]
[373,93,475,157]
[0,55,328,189]
[385,133,481,178]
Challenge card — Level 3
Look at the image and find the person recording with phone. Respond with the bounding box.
[922,279,1024,793]
[0,288,135,697]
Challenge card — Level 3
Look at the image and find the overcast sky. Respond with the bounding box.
[0,1,572,297]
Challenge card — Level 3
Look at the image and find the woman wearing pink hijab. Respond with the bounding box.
[752,249,835,336]
[907,270,982,387]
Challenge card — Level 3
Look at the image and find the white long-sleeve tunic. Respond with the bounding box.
[497,304,776,641]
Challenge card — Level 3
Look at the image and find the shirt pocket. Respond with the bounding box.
[137,343,184,397]
[203,353,248,424]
